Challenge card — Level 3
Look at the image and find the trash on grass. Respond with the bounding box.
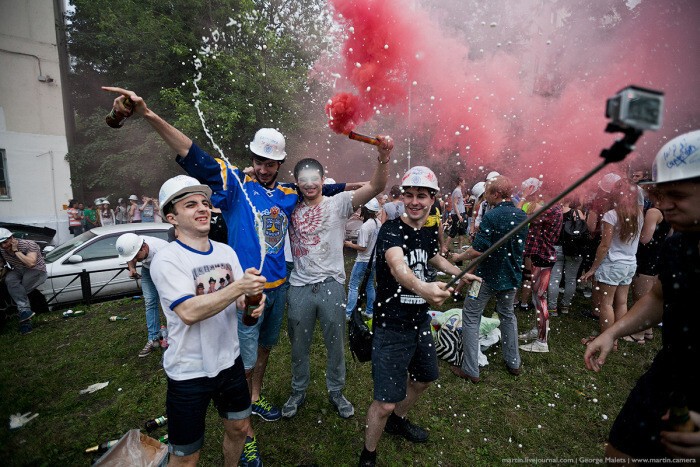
[80,381,109,394]
[9,412,39,429]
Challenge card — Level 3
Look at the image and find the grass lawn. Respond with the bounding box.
[0,253,660,466]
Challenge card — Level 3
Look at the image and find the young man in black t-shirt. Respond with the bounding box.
[359,166,479,467]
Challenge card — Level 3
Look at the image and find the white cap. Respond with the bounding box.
[249,128,287,161]
[472,181,486,198]
[642,130,700,185]
[129,195,138,201]
[401,166,439,191]
[158,175,212,216]
[0,228,12,243]
[598,173,622,193]
[365,198,381,212]
[486,171,500,181]
[116,233,144,263]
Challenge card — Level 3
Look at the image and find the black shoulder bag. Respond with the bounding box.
[347,245,377,363]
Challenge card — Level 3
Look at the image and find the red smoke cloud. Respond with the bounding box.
[320,0,700,193]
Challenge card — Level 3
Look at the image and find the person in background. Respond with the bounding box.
[580,177,644,349]
[129,194,141,223]
[115,198,129,224]
[344,198,382,320]
[584,130,700,463]
[451,175,527,383]
[546,197,586,316]
[116,233,169,358]
[67,199,84,236]
[83,201,99,231]
[140,195,157,223]
[446,177,467,255]
[0,228,47,335]
[99,199,116,226]
[383,185,405,221]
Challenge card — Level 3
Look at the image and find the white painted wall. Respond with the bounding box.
[0,0,73,244]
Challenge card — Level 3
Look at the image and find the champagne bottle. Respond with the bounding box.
[85,439,118,454]
[105,97,133,128]
[144,415,168,432]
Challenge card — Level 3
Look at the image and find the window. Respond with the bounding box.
[75,235,121,262]
[0,149,9,199]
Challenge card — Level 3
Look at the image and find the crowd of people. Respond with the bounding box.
[67,194,162,235]
[36,85,689,466]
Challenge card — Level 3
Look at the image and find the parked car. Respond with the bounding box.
[38,223,172,307]
[0,222,56,253]
[344,211,363,244]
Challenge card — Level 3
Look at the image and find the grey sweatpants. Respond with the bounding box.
[287,279,347,393]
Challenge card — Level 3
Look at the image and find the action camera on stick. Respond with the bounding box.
[606,85,664,131]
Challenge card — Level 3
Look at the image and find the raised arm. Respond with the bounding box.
[101,86,192,157]
[350,136,393,210]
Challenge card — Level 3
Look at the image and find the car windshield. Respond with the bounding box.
[44,231,97,263]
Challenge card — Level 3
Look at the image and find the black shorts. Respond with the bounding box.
[371,319,439,403]
[448,213,467,237]
[608,363,670,459]
[166,356,251,457]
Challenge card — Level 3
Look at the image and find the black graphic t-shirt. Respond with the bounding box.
[374,218,439,329]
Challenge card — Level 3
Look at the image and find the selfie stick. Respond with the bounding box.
[445,124,643,288]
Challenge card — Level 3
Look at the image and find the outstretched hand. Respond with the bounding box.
[583,332,615,372]
[101,86,147,118]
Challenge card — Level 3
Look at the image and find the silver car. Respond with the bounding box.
[39,223,172,306]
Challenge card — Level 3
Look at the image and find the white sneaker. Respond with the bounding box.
[519,340,549,353]
[518,327,538,341]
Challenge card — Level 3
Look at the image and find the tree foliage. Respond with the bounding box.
[65,0,333,200]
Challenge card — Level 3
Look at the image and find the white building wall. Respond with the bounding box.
[0,0,73,244]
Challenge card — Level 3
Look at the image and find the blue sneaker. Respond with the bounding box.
[240,436,263,467]
[251,395,281,421]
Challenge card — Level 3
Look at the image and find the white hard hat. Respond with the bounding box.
[401,166,439,191]
[521,177,542,194]
[102,199,110,205]
[249,128,287,161]
[129,195,138,201]
[365,198,380,212]
[486,171,500,181]
[116,233,144,263]
[0,228,12,243]
[94,198,104,206]
[158,175,213,216]
[643,130,700,185]
[598,173,622,193]
[324,177,336,185]
[472,181,486,198]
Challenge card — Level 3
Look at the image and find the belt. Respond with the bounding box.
[311,277,335,293]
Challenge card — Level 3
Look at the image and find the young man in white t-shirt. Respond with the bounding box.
[149,175,267,466]
[282,136,393,420]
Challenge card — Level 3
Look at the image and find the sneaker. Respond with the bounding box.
[583,288,592,298]
[518,327,538,341]
[281,391,305,418]
[251,395,281,421]
[240,436,262,467]
[138,340,158,358]
[384,412,428,443]
[519,340,549,353]
[362,312,374,320]
[549,309,559,318]
[19,321,33,335]
[19,311,36,323]
[359,447,377,467]
[559,306,569,315]
[449,365,480,383]
[329,390,354,419]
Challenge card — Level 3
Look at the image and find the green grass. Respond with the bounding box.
[0,254,660,466]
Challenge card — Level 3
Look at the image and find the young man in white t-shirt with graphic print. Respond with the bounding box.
[282,137,393,420]
[149,175,267,466]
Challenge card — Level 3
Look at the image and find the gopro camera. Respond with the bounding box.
[606,85,664,131]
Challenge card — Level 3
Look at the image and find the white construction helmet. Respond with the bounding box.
[365,198,381,212]
[116,233,144,263]
[324,177,336,185]
[486,171,500,181]
[472,181,486,198]
[643,130,700,185]
[0,227,12,242]
[598,173,622,193]
[249,128,287,161]
[158,175,212,216]
[129,194,138,201]
[401,166,439,192]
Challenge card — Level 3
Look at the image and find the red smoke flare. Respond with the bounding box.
[326,92,369,135]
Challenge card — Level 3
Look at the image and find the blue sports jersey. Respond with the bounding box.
[177,142,343,289]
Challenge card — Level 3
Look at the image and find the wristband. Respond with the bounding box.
[378,157,389,164]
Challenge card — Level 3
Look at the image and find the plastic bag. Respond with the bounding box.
[93,429,167,467]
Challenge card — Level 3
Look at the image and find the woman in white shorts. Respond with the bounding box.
[580,179,643,349]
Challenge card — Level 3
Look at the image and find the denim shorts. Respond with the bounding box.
[237,284,287,369]
[595,259,636,286]
[371,319,439,403]
[166,356,251,457]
